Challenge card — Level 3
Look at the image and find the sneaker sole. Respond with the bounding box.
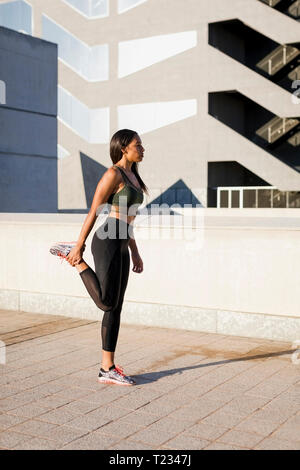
[97,377,135,386]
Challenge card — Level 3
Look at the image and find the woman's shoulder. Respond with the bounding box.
[108,164,122,173]
[106,165,121,177]
[109,164,125,180]
[99,166,122,187]
[104,165,123,189]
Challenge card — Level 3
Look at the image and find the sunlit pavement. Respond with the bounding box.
[0,309,299,450]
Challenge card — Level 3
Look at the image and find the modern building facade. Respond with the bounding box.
[0,24,57,212]
[0,0,300,211]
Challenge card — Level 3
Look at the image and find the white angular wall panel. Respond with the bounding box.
[0,0,32,35]
[58,86,109,143]
[118,0,147,14]
[118,30,197,78]
[118,99,197,135]
[90,106,110,143]
[62,0,109,18]
[0,80,6,104]
[42,15,109,82]
[57,144,70,159]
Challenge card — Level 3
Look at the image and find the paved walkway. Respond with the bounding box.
[0,309,299,450]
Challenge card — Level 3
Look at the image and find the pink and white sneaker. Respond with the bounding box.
[49,241,79,264]
[98,364,136,386]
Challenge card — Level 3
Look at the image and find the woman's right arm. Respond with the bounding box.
[67,167,120,265]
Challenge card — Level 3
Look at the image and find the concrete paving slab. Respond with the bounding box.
[0,309,299,450]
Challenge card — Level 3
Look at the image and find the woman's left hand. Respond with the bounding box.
[131,252,143,273]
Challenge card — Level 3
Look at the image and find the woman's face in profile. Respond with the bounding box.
[126,135,144,162]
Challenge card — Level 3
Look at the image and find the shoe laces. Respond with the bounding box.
[114,365,126,377]
[57,251,67,265]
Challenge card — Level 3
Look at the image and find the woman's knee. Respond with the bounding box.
[98,298,118,312]
[92,296,114,312]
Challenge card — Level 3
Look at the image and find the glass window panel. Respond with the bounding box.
[63,0,109,18]
[42,15,108,81]
[90,0,108,16]
[288,191,300,208]
[58,86,89,140]
[118,0,147,14]
[58,86,109,143]
[0,80,5,105]
[273,189,287,208]
[231,190,240,208]
[71,95,89,140]
[90,107,110,143]
[243,189,256,208]
[0,0,32,35]
[90,45,109,81]
[58,86,72,124]
[257,189,272,208]
[57,144,70,159]
[220,190,228,208]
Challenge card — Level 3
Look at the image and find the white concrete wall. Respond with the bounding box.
[1,209,300,342]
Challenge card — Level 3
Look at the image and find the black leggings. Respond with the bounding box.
[79,216,132,352]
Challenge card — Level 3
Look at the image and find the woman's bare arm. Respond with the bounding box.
[128,237,139,255]
[76,167,120,248]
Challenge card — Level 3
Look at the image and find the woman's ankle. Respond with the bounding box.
[101,363,115,372]
[75,260,88,272]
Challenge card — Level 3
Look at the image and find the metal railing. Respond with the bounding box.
[288,0,300,17]
[216,186,300,208]
[255,116,300,143]
[259,0,300,18]
[288,64,300,81]
[256,44,299,76]
[288,130,300,146]
[259,0,282,6]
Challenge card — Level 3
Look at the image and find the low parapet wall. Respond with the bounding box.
[0,208,299,342]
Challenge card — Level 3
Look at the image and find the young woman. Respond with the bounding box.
[50,129,148,386]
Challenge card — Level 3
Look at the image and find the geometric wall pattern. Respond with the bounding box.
[58,85,110,144]
[62,0,148,17]
[80,152,108,208]
[62,0,109,19]
[118,99,198,135]
[118,0,148,15]
[57,144,70,159]
[42,14,109,81]
[1,0,300,212]
[79,152,202,210]
[118,30,197,78]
